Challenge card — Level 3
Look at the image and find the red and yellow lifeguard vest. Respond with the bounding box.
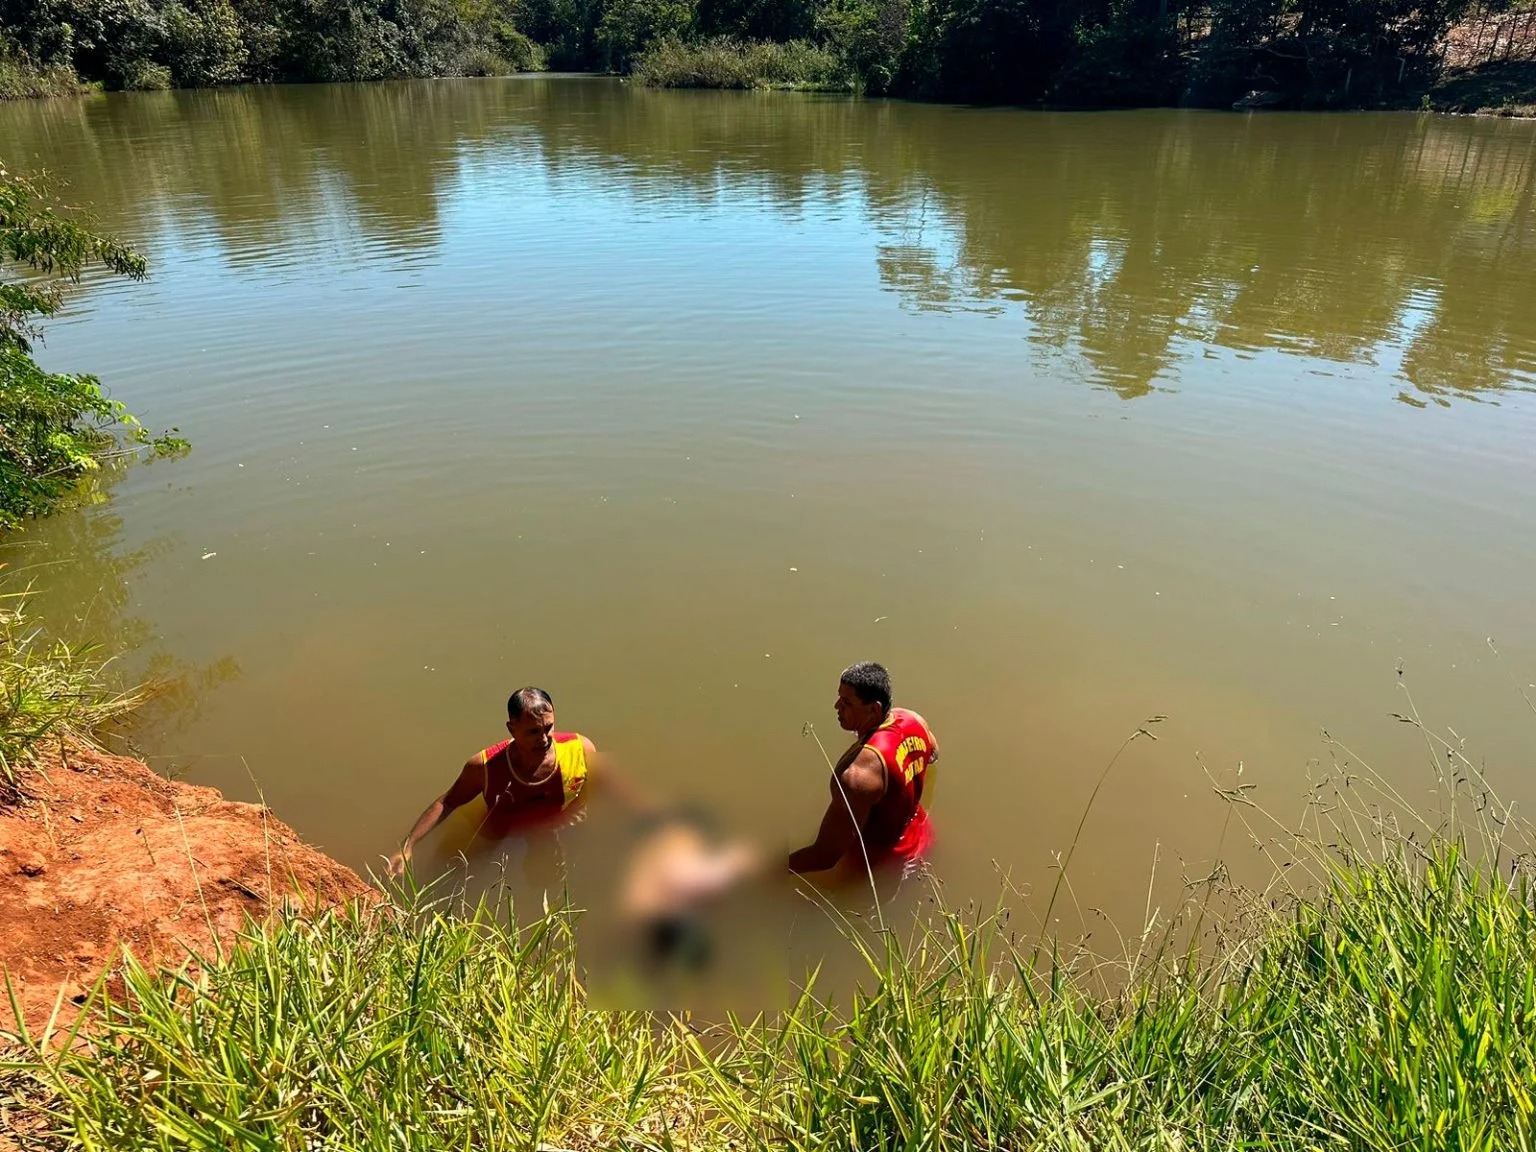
[861,708,935,862]
[477,732,588,834]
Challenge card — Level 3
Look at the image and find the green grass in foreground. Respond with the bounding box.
[632,37,853,91]
[4,745,1535,1149]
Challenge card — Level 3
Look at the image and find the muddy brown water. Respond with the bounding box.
[3,80,1535,1005]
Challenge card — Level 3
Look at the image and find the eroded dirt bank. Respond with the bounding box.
[0,743,371,1034]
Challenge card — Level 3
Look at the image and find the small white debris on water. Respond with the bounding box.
[201,552,217,560]
[789,567,798,572]
[873,616,888,623]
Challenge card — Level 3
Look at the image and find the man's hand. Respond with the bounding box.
[387,762,483,883]
[386,848,410,880]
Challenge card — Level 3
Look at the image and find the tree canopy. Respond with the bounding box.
[0,162,183,531]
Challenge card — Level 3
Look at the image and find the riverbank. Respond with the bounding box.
[0,741,369,1034]
[1428,58,1536,116]
[0,571,1532,1145]
[0,585,1528,1146]
[6,55,1535,119]
[5,798,1533,1148]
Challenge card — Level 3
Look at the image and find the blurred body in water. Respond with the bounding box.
[618,809,763,970]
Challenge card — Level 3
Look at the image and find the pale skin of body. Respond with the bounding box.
[619,820,762,924]
[786,681,939,874]
[386,704,647,879]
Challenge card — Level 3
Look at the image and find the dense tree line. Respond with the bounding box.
[0,0,1525,106]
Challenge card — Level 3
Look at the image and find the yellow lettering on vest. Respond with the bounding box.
[895,736,927,784]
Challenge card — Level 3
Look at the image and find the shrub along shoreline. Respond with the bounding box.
[632,36,852,89]
[0,164,186,534]
[2,0,1533,110]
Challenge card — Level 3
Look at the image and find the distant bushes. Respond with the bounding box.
[0,40,84,98]
[0,0,550,94]
[0,0,1518,110]
[599,0,696,70]
[633,35,850,88]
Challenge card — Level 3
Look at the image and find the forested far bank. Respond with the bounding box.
[1,0,1534,109]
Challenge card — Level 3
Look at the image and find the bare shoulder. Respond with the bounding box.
[442,753,487,806]
[840,748,887,796]
[578,734,598,761]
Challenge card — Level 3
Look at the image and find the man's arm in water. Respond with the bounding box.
[386,757,485,878]
[787,749,885,874]
[584,737,665,817]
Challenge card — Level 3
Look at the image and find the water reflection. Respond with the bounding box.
[0,467,242,758]
[4,82,1536,999]
[3,85,1532,405]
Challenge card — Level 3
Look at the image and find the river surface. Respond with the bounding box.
[3,80,1535,1002]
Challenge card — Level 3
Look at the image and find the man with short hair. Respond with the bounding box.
[388,687,631,878]
[788,661,940,875]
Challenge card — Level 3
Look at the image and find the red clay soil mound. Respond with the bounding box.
[0,742,373,1035]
